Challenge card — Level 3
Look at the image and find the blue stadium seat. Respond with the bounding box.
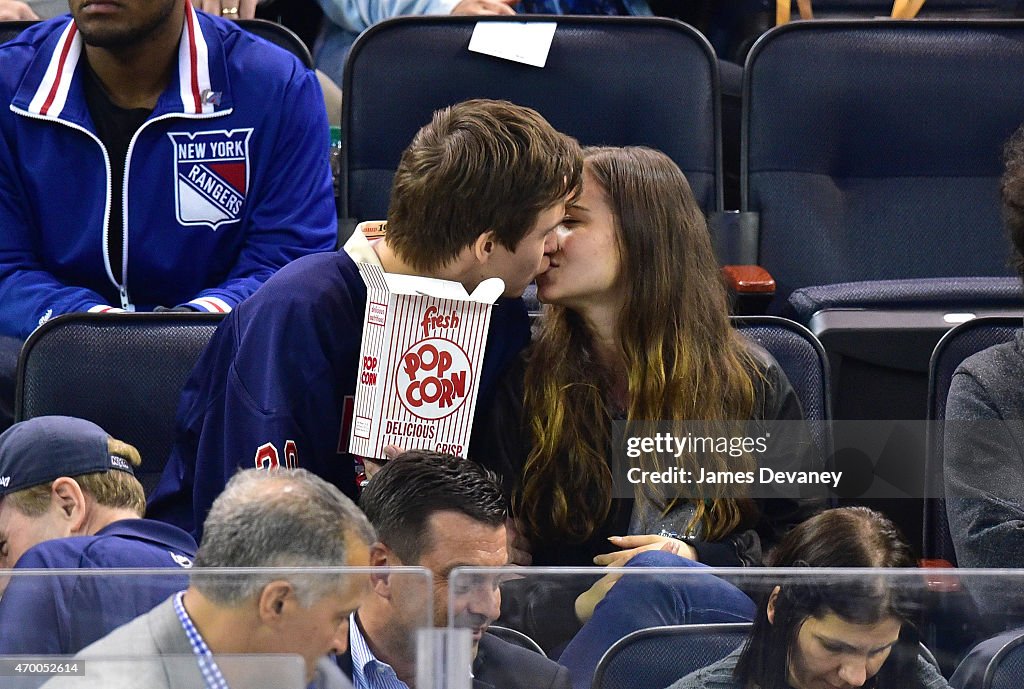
[15,313,223,495]
[925,315,1020,565]
[952,627,1024,689]
[0,20,33,44]
[342,15,723,225]
[593,622,941,689]
[738,19,1024,422]
[734,315,832,457]
[591,623,749,689]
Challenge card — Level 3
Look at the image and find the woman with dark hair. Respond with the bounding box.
[667,507,949,689]
[480,146,822,650]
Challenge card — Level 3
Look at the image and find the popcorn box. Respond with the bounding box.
[348,263,505,460]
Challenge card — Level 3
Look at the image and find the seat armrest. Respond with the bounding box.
[722,265,776,294]
[919,559,961,592]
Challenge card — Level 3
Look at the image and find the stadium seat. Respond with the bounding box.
[734,315,832,456]
[342,15,722,225]
[591,623,749,689]
[925,316,1020,565]
[735,19,1024,423]
[15,313,223,495]
[487,626,547,657]
[778,0,1019,22]
[236,18,313,67]
[951,627,1024,689]
[593,621,941,689]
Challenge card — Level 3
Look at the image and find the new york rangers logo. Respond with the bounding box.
[169,129,253,230]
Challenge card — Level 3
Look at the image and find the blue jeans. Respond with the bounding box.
[557,550,755,689]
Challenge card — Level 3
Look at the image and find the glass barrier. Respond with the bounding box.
[0,567,431,689]
[449,565,1024,689]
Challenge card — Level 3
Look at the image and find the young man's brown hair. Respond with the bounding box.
[386,99,583,272]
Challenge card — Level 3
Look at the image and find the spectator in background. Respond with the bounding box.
[0,416,197,656]
[666,507,950,689]
[147,98,582,538]
[312,0,518,88]
[477,146,821,650]
[41,468,374,689]
[348,451,570,689]
[0,0,337,428]
[944,121,1024,627]
[0,0,50,19]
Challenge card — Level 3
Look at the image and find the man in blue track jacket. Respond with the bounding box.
[147,99,583,538]
[0,0,336,425]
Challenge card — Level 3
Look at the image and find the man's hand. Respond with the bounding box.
[200,0,257,20]
[451,0,517,16]
[0,1,39,20]
[593,534,697,566]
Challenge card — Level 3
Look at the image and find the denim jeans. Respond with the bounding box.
[557,550,755,689]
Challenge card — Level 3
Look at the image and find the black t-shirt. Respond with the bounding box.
[82,65,152,286]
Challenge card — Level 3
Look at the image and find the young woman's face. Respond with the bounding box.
[787,612,902,689]
[534,168,624,310]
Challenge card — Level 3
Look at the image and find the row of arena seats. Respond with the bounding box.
[13,311,1014,669]
[339,15,1024,427]
[593,620,1024,689]
[337,14,1024,559]
[15,311,1018,565]
[3,14,1022,424]
[4,567,1024,688]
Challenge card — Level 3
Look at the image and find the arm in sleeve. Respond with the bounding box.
[0,134,116,337]
[151,265,361,538]
[180,70,336,313]
[943,370,1024,569]
[0,550,67,655]
[313,0,459,35]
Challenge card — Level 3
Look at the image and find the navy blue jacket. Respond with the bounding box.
[0,519,196,655]
[148,248,531,538]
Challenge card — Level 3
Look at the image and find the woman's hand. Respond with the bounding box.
[576,537,694,623]
[593,534,697,566]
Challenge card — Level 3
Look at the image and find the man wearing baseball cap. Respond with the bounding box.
[0,415,197,656]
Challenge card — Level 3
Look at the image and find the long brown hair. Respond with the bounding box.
[518,146,761,543]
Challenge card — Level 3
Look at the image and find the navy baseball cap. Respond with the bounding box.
[0,416,135,498]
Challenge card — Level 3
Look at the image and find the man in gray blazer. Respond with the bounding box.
[41,468,375,689]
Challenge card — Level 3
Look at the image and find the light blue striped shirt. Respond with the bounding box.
[349,614,411,689]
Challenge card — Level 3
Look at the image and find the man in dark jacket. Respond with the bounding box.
[344,451,571,689]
